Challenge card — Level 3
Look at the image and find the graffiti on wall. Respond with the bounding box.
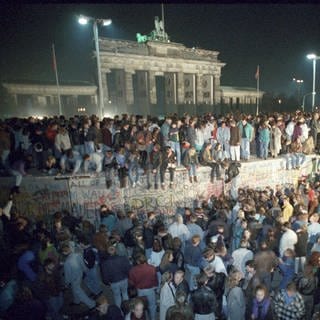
[0,156,315,221]
[0,177,70,219]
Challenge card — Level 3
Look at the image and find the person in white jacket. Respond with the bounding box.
[148,238,165,267]
[159,272,176,320]
[300,118,309,143]
[279,222,298,257]
[83,148,104,174]
[168,214,191,243]
[231,239,254,278]
[195,124,205,153]
[285,118,296,142]
[203,120,214,143]
[55,126,72,158]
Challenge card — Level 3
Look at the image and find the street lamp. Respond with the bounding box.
[78,15,112,119]
[307,53,320,111]
[292,78,304,102]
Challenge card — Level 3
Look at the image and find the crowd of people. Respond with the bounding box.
[2,177,320,319]
[1,110,320,320]
[0,110,318,191]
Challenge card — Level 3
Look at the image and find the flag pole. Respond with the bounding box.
[52,43,62,116]
[256,65,260,116]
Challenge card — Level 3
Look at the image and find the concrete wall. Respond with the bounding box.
[0,156,315,227]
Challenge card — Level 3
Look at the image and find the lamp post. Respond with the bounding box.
[79,15,112,119]
[301,92,314,112]
[307,53,320,111]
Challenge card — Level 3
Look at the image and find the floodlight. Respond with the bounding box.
[78,16,89,25]
[102,19,112,26]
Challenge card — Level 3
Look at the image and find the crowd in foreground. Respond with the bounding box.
[2,177,320,320]
[0,109,319,191]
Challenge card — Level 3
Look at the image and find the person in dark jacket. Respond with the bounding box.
[294,224,308,274]
[69,121,84,155]
[147,143,162,190]
[104,149,117,189]
[200,142,221,183]
[172,269,190,298]
[191,273,218,319]
[172,237,184,271]
[119,122,132,147]
[294,264,317,320]
[204,264,226,319]
[182,146,199,183]
[222,159,241,183]
[101,121,113,151]
[35,258,63,320]
[166,290,194,320]
[8,286,46,320]
[184,235,204,290]
[186,119,196,148]
[229,119,241,162]
[101,245,131,308]
[83,120,95,155]
[93,294,124,320]
[143,220,154,260]
[159,250,178,275]
[160,146,176,190]
[30,126,49,170]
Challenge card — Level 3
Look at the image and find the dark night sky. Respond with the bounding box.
[1,3,320,96]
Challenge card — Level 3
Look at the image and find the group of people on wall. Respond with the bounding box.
[0,109,318,192]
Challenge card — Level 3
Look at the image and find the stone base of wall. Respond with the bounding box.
[0,155,316,226]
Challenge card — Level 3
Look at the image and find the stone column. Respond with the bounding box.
[149,71,157,104]
[192,74,196,105]
[196,74,203,104]
[177,72,184,104]
[125,71,134,105]
[210,75,214,105]
[173,73,177,104]
[101,68,111,106]
[214,75,221,104]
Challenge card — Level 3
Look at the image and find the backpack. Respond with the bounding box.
[83,247,96,269]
